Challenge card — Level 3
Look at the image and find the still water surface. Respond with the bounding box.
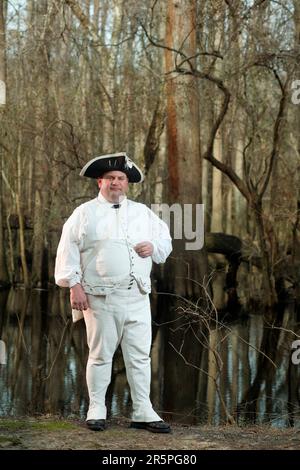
[0,288,300,427]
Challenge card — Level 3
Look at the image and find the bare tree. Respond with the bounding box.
[0,0,8,284]
[0,0,5,107]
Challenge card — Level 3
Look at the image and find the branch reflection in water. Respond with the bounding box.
[0,288,300,427]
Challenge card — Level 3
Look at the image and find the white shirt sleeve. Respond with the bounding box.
[148,208,172,264]
[54,207,86,288]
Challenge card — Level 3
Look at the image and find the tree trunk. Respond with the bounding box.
[31,0,51,287]
[164,0,207,297]
[16,131,30,287]
[292,0,300,264]
[0,0,5,107]
[0,151,9,285]
[161,0,208,423]
[211,132,223,232]
[253,199,277,307]
[0,0,8,284]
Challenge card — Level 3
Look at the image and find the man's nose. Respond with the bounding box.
[111,180,121,187]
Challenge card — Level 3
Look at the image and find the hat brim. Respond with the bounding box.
[79,153,144,183]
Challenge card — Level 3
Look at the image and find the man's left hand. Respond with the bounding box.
[134,241,154,258]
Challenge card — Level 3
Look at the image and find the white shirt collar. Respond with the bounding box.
[97,191,127,207]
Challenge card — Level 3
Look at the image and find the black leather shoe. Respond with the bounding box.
[86,419,106,431]
[130,421,171,433]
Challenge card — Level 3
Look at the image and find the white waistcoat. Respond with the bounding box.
[55,194,172,321]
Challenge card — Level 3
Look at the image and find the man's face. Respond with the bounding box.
[97,170,129,203]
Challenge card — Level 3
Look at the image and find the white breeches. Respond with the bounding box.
[83,281,161,422]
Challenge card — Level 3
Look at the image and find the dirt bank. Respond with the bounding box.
[0,416,300,450]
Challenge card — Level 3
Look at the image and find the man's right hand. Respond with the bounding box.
[70,284,89,310]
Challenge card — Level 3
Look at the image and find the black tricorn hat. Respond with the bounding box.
[79,152,144,183]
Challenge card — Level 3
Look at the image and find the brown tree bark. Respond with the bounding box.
[161,0,209,423]
[0,0,9,284]
[164,0,207,297]
[0,0,5,107]
[31,0,52,287]
[292,0,300,264]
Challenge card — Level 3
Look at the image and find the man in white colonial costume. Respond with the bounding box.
[55,152,172,433]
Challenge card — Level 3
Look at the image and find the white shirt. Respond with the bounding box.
[54,192,172,295]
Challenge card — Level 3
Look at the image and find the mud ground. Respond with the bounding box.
[0,416,300,450]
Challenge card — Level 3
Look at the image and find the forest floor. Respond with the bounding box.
[0,415,300,450]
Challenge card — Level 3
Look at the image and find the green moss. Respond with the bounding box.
[0,434,22,446]
[0,419,29,430]
[30,421,77,431]
[0,418,78,432]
